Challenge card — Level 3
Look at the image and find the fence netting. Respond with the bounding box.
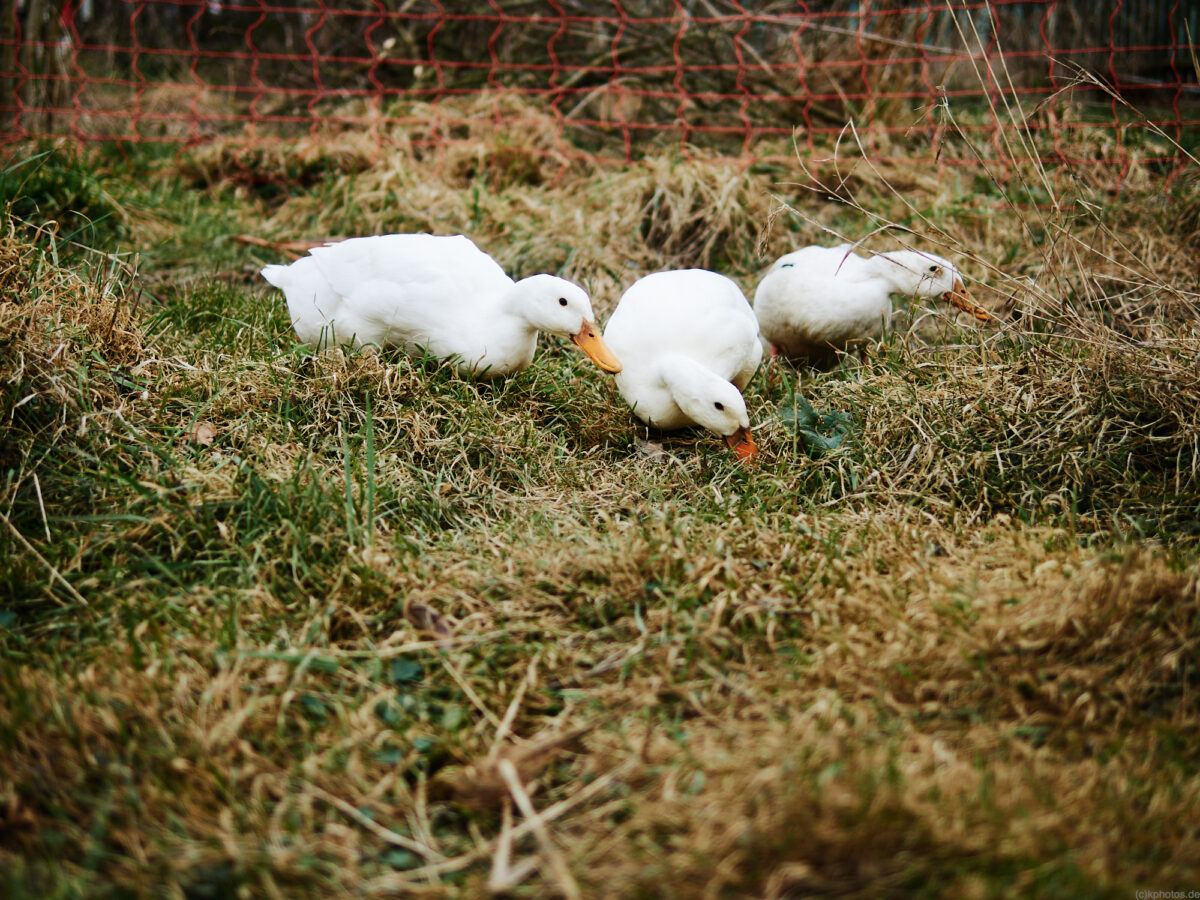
[2,1,1198,187]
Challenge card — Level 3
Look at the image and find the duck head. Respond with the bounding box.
[660,357,758,462]
[512,275,622,373]
[879,251,995,323]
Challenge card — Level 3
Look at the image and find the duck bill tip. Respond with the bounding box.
[724,426,758,462]
[943,280,996,323]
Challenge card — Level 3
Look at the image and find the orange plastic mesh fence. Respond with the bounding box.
[2,1,1197,188]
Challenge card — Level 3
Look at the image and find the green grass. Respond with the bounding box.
[1,125,1199,899]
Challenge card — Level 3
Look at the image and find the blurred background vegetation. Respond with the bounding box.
[3,1,1197,157]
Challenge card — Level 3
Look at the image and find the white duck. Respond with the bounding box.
[261,233,621,379]
[603,269,762,460]
[753,244,993,361]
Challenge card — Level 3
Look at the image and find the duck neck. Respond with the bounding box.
[868,252,922,296]
[494,286,542,348]
[658,351,710,384]
[657,354,721,427]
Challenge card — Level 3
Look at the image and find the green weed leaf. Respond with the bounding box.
[779,396,855,458]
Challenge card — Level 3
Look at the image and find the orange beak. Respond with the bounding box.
[723,425,758,462]
[571,321,622,373]
[942,280,996,323]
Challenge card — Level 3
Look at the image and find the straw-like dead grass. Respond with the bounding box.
[0,227,146,485]
[2,87,1199,899]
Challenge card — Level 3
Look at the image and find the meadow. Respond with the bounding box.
[2,93,1199,898]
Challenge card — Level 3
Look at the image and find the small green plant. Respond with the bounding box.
[779,394,855,458]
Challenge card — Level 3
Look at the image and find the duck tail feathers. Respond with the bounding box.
[260,264,289,288]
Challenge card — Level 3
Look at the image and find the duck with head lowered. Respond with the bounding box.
[261,233,622,379]
[753,243,994,363]
[603,269,762,461]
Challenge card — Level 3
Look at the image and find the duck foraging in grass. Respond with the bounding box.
[261,233,621,379]
[752,244,995,363]
[603,269,762,461]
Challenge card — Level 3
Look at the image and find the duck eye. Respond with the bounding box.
[928,265,940,274]
[558,297,568,307]
[714,402,724,411]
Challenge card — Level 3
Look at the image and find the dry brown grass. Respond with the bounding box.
[2,94,1199,898]
[0,229,146,476]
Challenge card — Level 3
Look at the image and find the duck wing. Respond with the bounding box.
[308,234,512,302]
[777,244,874,281]
[305,234,515,351]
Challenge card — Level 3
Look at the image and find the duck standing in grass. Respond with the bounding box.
[603,269,761,461]
[261,233,621,379]
[753,244,994,363]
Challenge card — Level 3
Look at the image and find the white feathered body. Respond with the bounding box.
[263,234,545,378]
[753,244,966,360]
[604,269,761,432]
[752,244,895,359]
